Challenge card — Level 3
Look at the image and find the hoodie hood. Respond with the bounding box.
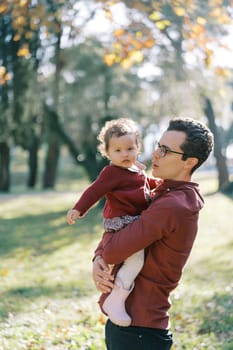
[154,179,204,212]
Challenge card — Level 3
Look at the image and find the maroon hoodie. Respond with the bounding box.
[94,179,204,329]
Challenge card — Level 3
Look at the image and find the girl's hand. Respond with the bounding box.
[66,209,81,225]
[92,256,114,293]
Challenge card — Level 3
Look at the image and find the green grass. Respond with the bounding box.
[0,190,105,349]
[0,171,232,349]
[170,190,233,350]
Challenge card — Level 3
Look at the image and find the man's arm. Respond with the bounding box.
[101,201,170,264]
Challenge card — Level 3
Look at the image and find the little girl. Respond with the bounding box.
[67,118,161,326]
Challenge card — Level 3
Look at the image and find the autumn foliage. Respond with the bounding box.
[100,0,233,71]
[0,0,233,85]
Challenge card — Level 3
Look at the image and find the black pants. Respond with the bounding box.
[105,319,173,350]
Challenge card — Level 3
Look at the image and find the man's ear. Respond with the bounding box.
[184,157,198,171]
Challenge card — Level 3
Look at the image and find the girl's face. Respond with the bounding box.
[106,133,139,168]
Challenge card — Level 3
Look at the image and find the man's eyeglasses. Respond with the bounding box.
[157,142,187,158]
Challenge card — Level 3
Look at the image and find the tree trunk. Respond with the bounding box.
[0,17,11,192]
[43,134,60,188]
[103,66,112,115]
[43,108,60,188]
[42,29,61,189]
[27,135,39,188]
[0,142,10,192]
[203,96,230,191]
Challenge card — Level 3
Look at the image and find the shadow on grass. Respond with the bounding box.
[203,182,233,200]
[0,206,102,258]
[197,292,233,350]
[0,283,96,320]
[204,190,233,200]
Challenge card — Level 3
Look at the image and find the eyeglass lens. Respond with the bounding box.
[157,143,168,157]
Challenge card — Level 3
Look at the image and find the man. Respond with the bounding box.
[92,117,214,350]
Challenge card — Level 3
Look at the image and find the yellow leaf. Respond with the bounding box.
[15,16,27,26]
[129,50,144,63]
[0,5,7,13]
[219,89,226,97]
[5,73,11,81]
[104,9,113,20]
[113,29,124,37]
[156,20,171,30]
[215,67,230,77]
[143,38,155,48]
[149,11,161,21]
[103,53,116,66]
[112,42,122,51]
[198,35,208,47]
[13,34,21,41]
[136,31,143,39]
[25,31,33,39]
[186,42,194,51]
[0,269,9,276]
[31,4,46,17]
[197,17,206,25]
[0,67,10,85]
[218,13,232,24]
[190,24,205,36]
[210,0,223,5]
[30,17,39,30]
[163,20,171,27]
[130,39,143,50]
[210,7,221,17]
[204,49,213,67]
[133,2,150,12]
[121,58,132,69]
[17,44,30,57]
[174,7,186,16]
[20,0,29,7]
[0,66,7,76]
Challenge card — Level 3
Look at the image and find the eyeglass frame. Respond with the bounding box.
[157,142,188,158]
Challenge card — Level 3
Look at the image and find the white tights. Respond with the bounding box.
[116,249,144,290]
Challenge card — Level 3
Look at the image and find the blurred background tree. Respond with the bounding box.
[0,0,232,192]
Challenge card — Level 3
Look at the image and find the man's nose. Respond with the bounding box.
[153,148,160,159]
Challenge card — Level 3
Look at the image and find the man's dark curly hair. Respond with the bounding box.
[167,117,214,174]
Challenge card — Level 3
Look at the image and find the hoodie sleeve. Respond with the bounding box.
[93,239,104,259]
[101,188,201,265]
[101,199,168,264]
[73,166,119,216]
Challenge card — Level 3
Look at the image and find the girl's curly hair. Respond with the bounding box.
[97,118,142,158]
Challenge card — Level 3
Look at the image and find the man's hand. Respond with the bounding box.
[92,256,114,293]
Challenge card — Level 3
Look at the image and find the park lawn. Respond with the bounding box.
[0,175,232,350]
